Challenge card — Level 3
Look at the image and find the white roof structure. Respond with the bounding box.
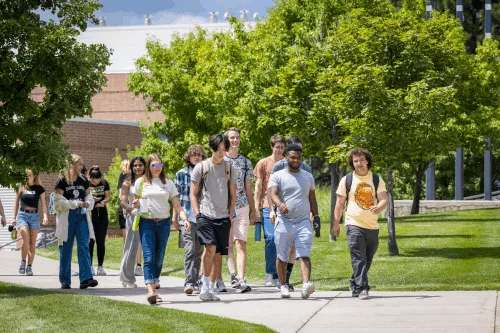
[77,23,236,74]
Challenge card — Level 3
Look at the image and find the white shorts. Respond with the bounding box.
[274,219,313,262]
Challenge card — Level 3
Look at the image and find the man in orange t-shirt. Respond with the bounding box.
[253,135,286,287]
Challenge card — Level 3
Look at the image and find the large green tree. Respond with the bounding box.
[0,0,110,186]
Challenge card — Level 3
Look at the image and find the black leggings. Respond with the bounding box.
[89,210,108,267]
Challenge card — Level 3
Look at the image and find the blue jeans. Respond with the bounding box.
[59,209,93,285]
[139,217,171,285]
[262,208,278,279]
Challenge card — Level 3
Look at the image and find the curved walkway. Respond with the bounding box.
[0,251,498,333]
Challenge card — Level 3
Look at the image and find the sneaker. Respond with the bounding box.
[199,285,211,301]
[276,280,281,290]
[26,265,33,276]
[61,284,71,289]
[209,288,221,301]
[359,290,370,300]
[280,284,291,298]
[122,282,137,288]
[301,282,315,299]
[349,285,359,297]
[19,261,26,275]
[71,269,78,276]
[91,267,95,276]
[184,284,194,295]
[192,284,201,295]
[236,280,251,293]
[80,279,98,289]
[264,273,274,287]
[231,274,240,288]
[216,279,227,292]
[286,283,294,292]
[134,264,143,276]
[96,266,106,276]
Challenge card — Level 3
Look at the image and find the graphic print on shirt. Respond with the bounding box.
[354,182,375,210]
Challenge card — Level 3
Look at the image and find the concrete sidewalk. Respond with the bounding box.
[0,251,498,333]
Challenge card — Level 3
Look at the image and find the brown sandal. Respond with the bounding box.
[147,294,157,305]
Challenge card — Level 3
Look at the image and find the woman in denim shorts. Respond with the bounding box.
[12,170,49,276]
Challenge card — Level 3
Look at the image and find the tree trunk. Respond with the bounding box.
[410,161,429,215]
[329,162,341,241]
[386,167,399,256]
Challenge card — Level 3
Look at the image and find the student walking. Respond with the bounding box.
[54,154,98,290]
[12,170,49,276]
[88,166,110,276]
[132,154,189,304]
[119,157,146,288]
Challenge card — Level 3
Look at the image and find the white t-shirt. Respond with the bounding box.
[133,178,178,219]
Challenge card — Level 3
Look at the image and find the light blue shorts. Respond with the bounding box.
[274,219,313,262]
[17,211,41,230]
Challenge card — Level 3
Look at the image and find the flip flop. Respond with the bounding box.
[147,294,157,305]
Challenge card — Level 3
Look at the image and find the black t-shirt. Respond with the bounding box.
[55,175,90,201]
[19,185,45,209]
[90,178,110,213]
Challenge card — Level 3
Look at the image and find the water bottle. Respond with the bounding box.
[254,222,262,242]
[9,225,17,240]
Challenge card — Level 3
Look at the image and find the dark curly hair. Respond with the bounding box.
[183,145,207,164]
[348,148,373,170]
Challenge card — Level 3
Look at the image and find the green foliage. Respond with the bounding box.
[0,0,111,186]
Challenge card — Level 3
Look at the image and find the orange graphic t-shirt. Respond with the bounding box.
[336,171,386,230]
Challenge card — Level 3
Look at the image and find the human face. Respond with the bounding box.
[272,142,285,157]
[74,160,83,175]
[150,159,163,178]
[212,142,227,162]
[189,154,203,166]
[132,160,145,176]
[227,131,240,149]
[286,151,302,172]
[352,154,369,176]
[27,170,35,185]
[90,178,101,186]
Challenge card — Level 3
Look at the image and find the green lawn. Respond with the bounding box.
[39,187,500,291]
[0,282,274,333]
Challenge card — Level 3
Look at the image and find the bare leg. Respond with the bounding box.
[288,245,295,264]
[211,253,222,284]
[299,257,311,282]
[276,258,287,286]
[19,227,30,262]
[235,240,247,280]
[202,244,216,278]
[226,227,236,275]
[28,230,39,265]
[147,283,156,297]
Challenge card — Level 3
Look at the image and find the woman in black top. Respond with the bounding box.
[88,166,110,276]
[12,170,49,276]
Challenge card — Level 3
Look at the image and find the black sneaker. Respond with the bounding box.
[80,279,98,289]
[61,284,71,289]
[286,283,294,292]
[230,274,240,288]
[349,285,359,297]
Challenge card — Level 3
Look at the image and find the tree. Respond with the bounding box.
[0,0,111,186]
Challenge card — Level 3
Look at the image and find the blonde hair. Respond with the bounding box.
[120,159,130,174]
[58,154,82,185]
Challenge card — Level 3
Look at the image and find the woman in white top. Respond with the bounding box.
[133,153,189,304]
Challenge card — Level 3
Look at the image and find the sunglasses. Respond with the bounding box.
[151,163,163,168]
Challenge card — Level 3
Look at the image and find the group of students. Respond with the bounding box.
[0,127,388,304]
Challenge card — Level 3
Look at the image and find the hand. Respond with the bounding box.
[42,217,49,226]
[254,207,261,222]
[132,199,140,209]
[11,218,17,226]
[370,205,381,215]
[125,205,133,215]
[332,224,340,237]
[249,210,257,225]
[278,203,289,215]
[184,220,191,232]
[79,201,89,208]
[270,209,276,224]
[171,219,180,231]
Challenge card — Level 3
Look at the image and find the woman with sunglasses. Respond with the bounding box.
[132,153,189,304]
[12,170,49,276]
[119,156,146,288]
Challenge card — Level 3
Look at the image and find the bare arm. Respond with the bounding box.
[0,199,6,227]
[171,195,189,231]
[245,179,257,224]
[12,187,21,223]
[370,191,388,214]
[254,178,263,217]
[229,183,236,221]
[309,190,319,217]
[332,195,346,237]
[40,194,49,225]
[190,181,200,216]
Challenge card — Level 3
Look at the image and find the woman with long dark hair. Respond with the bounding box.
[119,156,146,287]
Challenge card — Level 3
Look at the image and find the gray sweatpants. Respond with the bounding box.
[181,224,203,287]
[346,224,379,293]
[119,214,141,284]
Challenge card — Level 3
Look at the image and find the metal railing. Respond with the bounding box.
[464,190,500,200]
[0,227,57,250]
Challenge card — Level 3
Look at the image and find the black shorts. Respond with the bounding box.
[118,210,126,230]
[196,214,230,255]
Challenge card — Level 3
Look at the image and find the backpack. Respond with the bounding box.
[48,192,56,215]
[198,160,232,210]
[345,172,380,204]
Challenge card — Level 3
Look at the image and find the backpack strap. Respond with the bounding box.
[243,157,248,190]
[373,173,379,201]
[198,160,209,196]
[345,172,353,200]
[226,161,231,210]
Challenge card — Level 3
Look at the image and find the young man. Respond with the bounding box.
[254,134,286,287]
[224,127,257,293]
[190,134,237,301]
[333,148,388,300]
[268,144,318,299]
[173,145,207,296]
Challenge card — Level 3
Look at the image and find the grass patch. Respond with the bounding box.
[39,187,500,291]
[0,282,274,333]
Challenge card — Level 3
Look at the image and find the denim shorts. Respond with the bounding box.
[274,218,313,262]
[17,211,41,230]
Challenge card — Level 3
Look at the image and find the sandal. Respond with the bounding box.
[156,295,163,302]
[147,294,157,305]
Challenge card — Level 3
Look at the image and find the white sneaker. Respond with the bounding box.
[264,273,274,287]
[122,282,137,288]
[301,282,315,299]
[216,279,227,292]
[91,267,95,276]
[96,266,106,276]
[71,269,78,276]
[359,290,370,300]
[236,280,251,293]
[280,284,291,298]
[199,285,211,301]
[209,288,221,301]
[134,265,143,276]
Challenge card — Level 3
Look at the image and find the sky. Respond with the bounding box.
[89,0,276,26]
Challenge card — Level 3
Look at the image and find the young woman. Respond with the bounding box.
[88,166,111,276]
[119,156,146,288]
[132,153,189,304]
[12,170,49,275]
[117,159,129,240]
[53,154,98,290]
